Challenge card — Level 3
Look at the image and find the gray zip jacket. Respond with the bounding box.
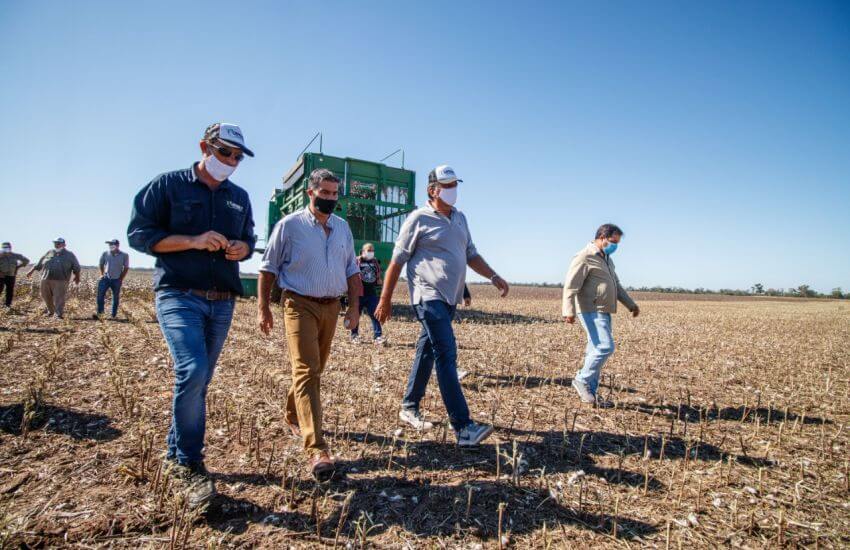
[562,242,637,317]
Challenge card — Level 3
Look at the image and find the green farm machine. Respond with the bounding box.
[240,139,416,297]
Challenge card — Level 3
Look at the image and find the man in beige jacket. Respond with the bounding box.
[562,224,639,406]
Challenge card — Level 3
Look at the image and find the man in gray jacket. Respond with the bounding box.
[562,224,639,407]
[27,238,81,319]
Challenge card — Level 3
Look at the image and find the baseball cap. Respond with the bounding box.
[428,164,462,185]
[53,237,65,244]
[203,123,254,157]
[106,239,119,245]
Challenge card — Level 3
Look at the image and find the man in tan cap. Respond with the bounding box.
[27,238,80,319]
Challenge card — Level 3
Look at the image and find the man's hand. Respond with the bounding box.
[463,297,472,307]
[73,275,80,285]
[192,231,229,252]
[25,270,34,279]
[225,240,250,261]
[344,307,361,332]
[258,305,274,335]
[564,315,576,324]
[492,275,510,297]
[375,298,392,324]
[631,305,640,318]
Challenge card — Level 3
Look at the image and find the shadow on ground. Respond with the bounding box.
[623,402,831,426]
[0,403,122,441]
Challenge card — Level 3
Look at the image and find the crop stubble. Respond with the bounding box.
[0,269,848,548]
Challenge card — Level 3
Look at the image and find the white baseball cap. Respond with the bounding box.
[429,164,463,184]
[204,122,255,157]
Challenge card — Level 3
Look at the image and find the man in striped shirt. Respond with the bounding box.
[258,168,362,481]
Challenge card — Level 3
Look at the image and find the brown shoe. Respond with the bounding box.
[286,420,301,438]
[310,452,336,482]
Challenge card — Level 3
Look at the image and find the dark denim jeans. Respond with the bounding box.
[351,294,382,339]
[402,300,471,431]
[156,289,234,464]
[96,277,123,316]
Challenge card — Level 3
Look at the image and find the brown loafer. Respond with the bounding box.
[286,420,302,438]
[310,452,336,482]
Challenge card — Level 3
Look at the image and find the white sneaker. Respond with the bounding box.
[571,379,595,404]
[457,422,494,447]
[350,334,361,344]
[399,409,434,431]
[374,336,386,346]
[457,369,469,381]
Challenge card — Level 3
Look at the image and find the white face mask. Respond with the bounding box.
[438,185,458,206]
[363,251,375,260]
[204,153,237,181]
[1,248,10,254]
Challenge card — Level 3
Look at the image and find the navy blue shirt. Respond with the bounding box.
[127,164,256,295]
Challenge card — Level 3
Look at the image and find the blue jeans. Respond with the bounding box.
[351,294,382,339]
[575,312,615,395]
[402,300,471,431]
[96,277,123,316]
[155,289,235,464]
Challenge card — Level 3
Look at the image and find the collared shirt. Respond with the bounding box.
[127,163,256,295]
[0,253,29,277]
[99,250,130,279]
[561,242,637,317]
[391,204,479,306]
[259,208,359,298]
[33,249,81,281]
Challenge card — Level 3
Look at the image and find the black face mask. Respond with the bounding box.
[314,196,337,215]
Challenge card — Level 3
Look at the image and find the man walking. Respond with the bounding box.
[127,122,256,508]
[562,224,640,407]
[350,242,385,345]
[257,168,361,481]
[375,165,509,447]
[94,239,130,319]
[0,242,29,309]
[26,238,80,319]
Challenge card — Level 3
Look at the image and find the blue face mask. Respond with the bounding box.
[603,242,618,255]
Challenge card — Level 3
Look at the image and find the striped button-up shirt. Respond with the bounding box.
[260,208,359,298]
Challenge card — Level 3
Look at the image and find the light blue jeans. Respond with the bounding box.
[156,289,234,465]
[575,312,615,396]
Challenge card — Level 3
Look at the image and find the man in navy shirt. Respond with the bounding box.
[128,122,256,509]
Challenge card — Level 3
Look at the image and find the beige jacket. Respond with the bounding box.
[562,242,637,317]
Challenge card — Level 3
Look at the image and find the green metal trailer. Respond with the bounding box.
[238,150,416,297]
[268,152,416,266]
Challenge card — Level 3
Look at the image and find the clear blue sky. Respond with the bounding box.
[2,1,848,292]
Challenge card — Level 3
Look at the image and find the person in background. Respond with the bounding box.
[562,223,640,408]
[375,164,509,447]
[0,242,29,309]
[455,284,472,381]
[127,122,256,509]
[257,168,361,481]
[93,239,130,319]
[26,238,80,319]
[350,242,385,345]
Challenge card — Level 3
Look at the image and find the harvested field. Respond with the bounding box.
[1,269,849,548]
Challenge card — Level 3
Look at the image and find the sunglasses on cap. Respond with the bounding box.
[207,140,245,162]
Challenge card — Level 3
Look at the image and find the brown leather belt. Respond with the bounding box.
[188,289,235,301]
[284,290,339,305]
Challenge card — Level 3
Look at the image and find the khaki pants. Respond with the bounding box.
[282,292,341,456]
[40,279,69,317]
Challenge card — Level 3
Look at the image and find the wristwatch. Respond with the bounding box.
[490,274,500,282]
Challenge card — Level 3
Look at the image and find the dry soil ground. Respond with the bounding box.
[1,270,849,548]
